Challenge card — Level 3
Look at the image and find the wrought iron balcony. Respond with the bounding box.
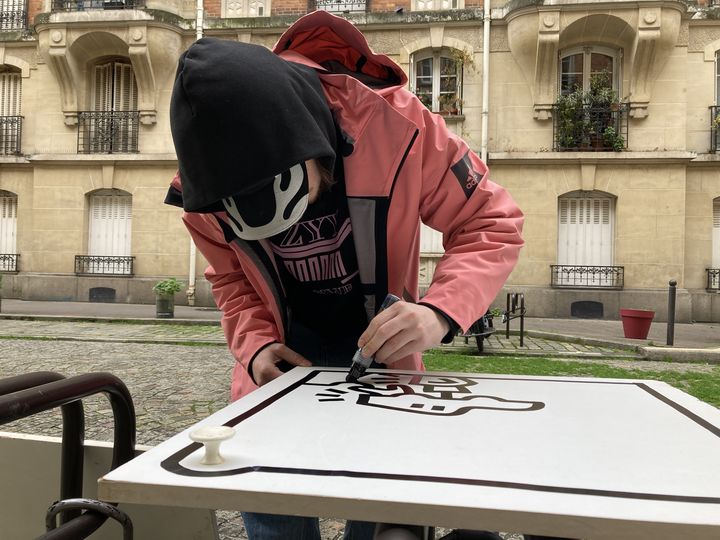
[711,106,719,154]
[0,254,19,272]
[553,103,628,152]
[0,3,26,30]
[708,268,720,292]
[551,265,625,289]
[314,0,366,12]
[51,0,146,11]
[0,116,22,155]
[77,111,139,154]
[75,255,134,276]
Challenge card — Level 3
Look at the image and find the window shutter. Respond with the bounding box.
[713,199,720,268]
[558,194,614,277]
[0,193,18,260]
[0,72,21,116]
[93,63,112,112]
[88,192,132,257]
[113,62,137,112]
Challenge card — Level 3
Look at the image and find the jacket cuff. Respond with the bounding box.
[247,341,279,385]
[418,302,460,344]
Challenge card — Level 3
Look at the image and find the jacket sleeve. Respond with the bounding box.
[415,107,524,332]
[182,212,281,378]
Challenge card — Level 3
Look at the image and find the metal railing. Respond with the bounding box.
[708,268,720,292]
[51,0,146,11]
[78,111,139,154]
[0,253,19,272]
[711,105,719,154]
[551,265,625,289]
[0,2,26,31]
[0,371,136,539]
[0,116,22,155]
[313,0,367,12]
[553,103,628,151]
[75,255,135,276]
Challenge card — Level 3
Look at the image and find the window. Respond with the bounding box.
[79,60,139,153]
[88,189,132,262]
[557,192,615,285]
[0,190,17,271]
[560,46,619,96]
[0,0,26,31]
[412,50,463,116]
[414,0,462,10]
[713,197,720,269]
[223,0,267,17]
[716,51,720,105]
[0,67,22,155]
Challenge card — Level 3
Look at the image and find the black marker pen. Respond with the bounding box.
[346,293,401,383]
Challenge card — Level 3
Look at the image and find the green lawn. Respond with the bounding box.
[423,351,720,408]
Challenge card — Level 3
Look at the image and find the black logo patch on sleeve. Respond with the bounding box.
[450,152,484,200]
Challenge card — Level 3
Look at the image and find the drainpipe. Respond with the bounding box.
[480,6,491,163]
[186,0,204,307]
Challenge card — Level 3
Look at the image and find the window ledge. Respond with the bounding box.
[488,151,697,165]
[438,114,465,123]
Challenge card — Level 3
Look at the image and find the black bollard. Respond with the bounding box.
[667,280,677,346]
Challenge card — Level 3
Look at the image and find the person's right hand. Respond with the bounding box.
[251,343,312,386]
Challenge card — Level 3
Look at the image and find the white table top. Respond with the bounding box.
[98,368,720,539]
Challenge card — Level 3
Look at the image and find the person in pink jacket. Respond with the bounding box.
[167,10,524,540]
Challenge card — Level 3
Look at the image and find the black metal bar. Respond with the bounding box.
[314,0,367,12]
[0,116,23,155]
[38,512,107,540]
[0,372,85,523]
[553,103,628,152]
[45,498,133,540]
[0,253,21,273]
[550,265,624,289]
[706,268,720,292]
[0,372,136,471]
[519,294,525,348]
[51,0,146,11]
[77,111,140,154]
[505,293,511,340]
[74,255,135,276]
[666,280,677,347]
[0,2,26,31]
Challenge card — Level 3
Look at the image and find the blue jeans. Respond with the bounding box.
[242,322,379,540]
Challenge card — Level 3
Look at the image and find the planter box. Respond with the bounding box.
[619,308,655,339]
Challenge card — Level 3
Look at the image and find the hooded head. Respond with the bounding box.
[170,38,336,240]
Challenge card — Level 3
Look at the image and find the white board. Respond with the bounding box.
[99,368,720,540]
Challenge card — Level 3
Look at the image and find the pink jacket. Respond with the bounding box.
[174,11,524,401]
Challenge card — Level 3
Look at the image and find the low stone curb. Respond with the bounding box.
[640,346,720,364]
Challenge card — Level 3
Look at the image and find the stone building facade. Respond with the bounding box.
[0,0,719,322]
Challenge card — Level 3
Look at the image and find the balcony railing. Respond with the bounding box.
[0,3,26,31]
[51,0,146,11]
[75,255,134,276]
[711,106,719,154]
[78,111,139,154]
[314,0,366,12]
[0,254,19,272]
[551,265,625,289]
[0,116,22,155]
[708,268,720,292]
[553,104,628,152]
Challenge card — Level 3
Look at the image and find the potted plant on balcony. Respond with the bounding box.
[153,277,183,319]
[602,126,625,152]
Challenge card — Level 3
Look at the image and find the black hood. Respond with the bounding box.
[170,38,336,212]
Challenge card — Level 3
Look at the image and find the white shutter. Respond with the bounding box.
[558,194,614,285]
[113,62,137,112]
[0,193,17,268]
[0,72,21,116]
[88,192,132,258]
[93,63,112,112]
[420,223,444,255]
[713,198,720,269]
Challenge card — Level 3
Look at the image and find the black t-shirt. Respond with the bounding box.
[268,175,367,339]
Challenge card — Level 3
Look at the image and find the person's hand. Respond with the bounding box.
[251,343,311,386]
[357,302,450,366]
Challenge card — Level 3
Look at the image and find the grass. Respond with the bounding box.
[424,351,720,408]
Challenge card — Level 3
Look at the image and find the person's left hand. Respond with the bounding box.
[357,301,450,366]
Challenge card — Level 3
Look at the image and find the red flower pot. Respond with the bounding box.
[620,309,655,339]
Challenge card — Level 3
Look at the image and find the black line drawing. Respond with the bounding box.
[312,373,545,416]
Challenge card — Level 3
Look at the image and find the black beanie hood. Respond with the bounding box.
[170,38,337,212]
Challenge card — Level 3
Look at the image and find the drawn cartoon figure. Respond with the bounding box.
[312,373,544,416]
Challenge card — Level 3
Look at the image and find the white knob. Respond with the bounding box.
[189,426,236,465]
